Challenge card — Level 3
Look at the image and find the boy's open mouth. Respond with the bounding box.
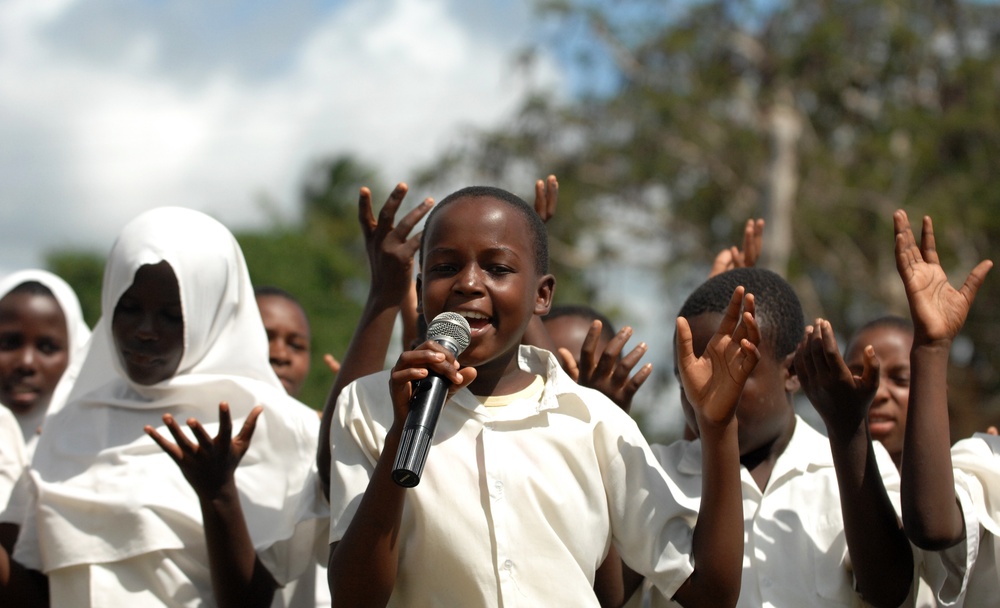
[458,310,493,335]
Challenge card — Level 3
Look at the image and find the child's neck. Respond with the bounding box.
[741,412,797,493]
[467,350,537,398]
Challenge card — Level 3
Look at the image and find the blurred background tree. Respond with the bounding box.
[40,0,1000,440]
[416,0,1000,440]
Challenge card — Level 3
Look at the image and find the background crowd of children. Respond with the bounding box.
[0,177,997,608]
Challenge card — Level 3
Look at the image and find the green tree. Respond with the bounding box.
[46,251,105,327]
[419,0,1000,438]
[236,155,387,410]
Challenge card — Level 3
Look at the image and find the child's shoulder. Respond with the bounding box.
[952,433,1000,483]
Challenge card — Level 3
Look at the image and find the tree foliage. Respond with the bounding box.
[418,0,1000,438]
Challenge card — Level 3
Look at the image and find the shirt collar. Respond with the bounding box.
[675,415,833,478]
[450,345,568,418]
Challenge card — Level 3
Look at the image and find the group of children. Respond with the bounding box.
[0,178,996,608]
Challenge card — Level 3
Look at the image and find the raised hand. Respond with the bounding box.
[560,321,652,414]
[359,183,434,310]
[794,319,879,439]
[533,175,559,223]
[323,353,341,375]
[709,218,765,278]
[676,286,761,431]
[894,210,992,345]
[145,402,261,498]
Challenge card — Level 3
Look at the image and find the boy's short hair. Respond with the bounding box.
[678,267,804,358]
[854,315,913,336]
[254,285,300,304]
[846,315,913,353]
[544,304,616,343]
[254,285,310,329]
[420,186,549,275]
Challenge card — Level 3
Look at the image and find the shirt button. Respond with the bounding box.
[504,560,513,570]
[495,481,503,491]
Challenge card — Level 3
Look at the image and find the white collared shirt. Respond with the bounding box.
[642,415,905,608]
[920,433,1000,608]
[328,345,699,608]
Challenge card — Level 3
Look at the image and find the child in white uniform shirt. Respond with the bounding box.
[327,186,763,607]
[893,209,998,607]
[0,207,326,607]
[629,267,913,608]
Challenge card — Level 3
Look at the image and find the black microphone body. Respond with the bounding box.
[392,312,471,487]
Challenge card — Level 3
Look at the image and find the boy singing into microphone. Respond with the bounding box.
[326,186,760,607]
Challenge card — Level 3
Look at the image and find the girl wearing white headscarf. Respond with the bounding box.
[0,269,91,454]
[3,207,327,607]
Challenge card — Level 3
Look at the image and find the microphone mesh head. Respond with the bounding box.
[427,312,472,356]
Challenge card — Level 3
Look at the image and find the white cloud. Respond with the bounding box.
[0,0,561,273]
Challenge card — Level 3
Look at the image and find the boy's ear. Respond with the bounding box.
[782,351,801,393]
[415,274,424,315]
[533,273,556,316]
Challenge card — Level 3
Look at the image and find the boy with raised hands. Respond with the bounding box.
[630,267,913,608]
[326,186,760,607]
[892,209,996,606]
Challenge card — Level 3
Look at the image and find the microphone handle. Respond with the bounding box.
[391,373,452,487]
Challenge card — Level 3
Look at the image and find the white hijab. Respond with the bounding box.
[0,269,92,447]
[20,207,324,583]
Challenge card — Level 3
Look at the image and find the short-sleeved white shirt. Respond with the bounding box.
[638,415,906,607]
[328,345,699,608]
[919,433,1000,608]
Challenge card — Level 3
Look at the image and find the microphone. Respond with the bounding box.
[392,312,472,487]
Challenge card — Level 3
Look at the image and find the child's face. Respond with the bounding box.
[0,292,70,413]
[419,196,553,379]
[676,312,796,455]
[846,326,912,460]
[256,294,311,397]
[112,261,185,386]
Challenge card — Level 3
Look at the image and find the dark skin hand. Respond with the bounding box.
[894,210,992,551]
[146,403,276,608]
[318,183,433,497]
[671,287,760,608]
[533,175,559,222]
[794,319,913,608]
[557,320,652,415]
[709,219,764,278]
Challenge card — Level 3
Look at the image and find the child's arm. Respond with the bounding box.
[708,218,764,278]
[894,210,992,549]
[0,547,48,606]
[327,341,476,607]
[318,184,432,496]
[794,319,913,607]
[145,403,275,608]
[521,175,562,352]
[672,286,760,608]
[558,321,652,414]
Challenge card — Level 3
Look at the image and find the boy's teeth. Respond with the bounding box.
[461,312,489,320]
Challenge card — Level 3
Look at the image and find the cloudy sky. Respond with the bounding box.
[0,0,568,272]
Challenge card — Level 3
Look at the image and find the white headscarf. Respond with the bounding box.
[20,207,325,584]
[0,269,92,448]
